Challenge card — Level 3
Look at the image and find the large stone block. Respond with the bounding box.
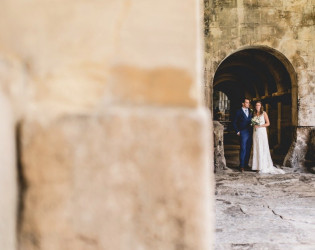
[19,108,213,250]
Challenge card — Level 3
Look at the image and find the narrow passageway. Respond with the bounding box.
[215,171,315,249]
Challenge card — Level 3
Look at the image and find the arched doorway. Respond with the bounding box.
[213,46,297,168]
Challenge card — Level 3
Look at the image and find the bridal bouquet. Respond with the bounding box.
[251,116,260,131]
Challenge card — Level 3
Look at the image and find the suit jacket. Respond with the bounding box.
[232,108,252,133]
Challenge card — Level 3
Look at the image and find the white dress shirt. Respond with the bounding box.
[242,107,249,117]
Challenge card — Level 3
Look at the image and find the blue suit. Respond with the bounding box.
[232,108,253,168]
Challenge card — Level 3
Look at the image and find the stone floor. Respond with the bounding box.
[215,169,315,250]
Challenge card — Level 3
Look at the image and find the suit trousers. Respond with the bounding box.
[239,130,252,167]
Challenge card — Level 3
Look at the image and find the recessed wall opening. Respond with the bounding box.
[213,46,297,168]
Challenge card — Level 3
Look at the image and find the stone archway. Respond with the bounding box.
[212,46,297,169]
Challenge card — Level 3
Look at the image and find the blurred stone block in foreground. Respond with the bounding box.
[20,108,213,250]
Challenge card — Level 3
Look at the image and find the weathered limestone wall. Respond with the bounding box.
[0,1,214,249]
[204,0,315,126]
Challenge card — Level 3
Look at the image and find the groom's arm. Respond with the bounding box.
[232,110,240,135]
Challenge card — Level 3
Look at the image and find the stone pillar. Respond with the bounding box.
[10,1,214,250]
[213,121,227,172]
[283,127,312,172]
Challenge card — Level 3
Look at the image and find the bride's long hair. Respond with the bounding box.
[254,101,264,116]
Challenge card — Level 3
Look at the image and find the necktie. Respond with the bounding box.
[245,109,248,116]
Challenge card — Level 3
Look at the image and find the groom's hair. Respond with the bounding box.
[242,98,250,103]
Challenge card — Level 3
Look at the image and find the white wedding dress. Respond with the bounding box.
[251,112,285,174]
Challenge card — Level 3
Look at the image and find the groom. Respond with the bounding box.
[232,98,253,173]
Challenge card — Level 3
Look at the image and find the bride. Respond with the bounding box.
[251,101,285,174]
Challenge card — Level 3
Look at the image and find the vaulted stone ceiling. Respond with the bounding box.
[213,48,292,104]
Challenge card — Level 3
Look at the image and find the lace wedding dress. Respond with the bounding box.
[251,112,285,174]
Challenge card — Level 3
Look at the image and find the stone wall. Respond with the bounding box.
[0,1,214,249]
